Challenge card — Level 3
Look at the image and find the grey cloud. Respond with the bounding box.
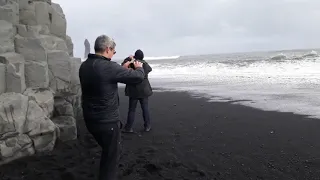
[53,0,320,58]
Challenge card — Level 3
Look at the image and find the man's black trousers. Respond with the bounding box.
[86,122,121,180]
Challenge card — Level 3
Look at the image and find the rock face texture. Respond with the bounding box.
[84,39,90,59]
[0,0,82,165]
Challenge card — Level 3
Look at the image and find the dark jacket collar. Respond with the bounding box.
[88,53,111,61]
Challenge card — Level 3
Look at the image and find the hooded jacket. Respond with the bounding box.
[121,50,153,98]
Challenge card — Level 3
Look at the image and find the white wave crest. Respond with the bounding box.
[302,50,318,58]
[270,50,318,60]
[270,53,287,60]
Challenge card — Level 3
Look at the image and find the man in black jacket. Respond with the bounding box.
[121,49,153,133]
[79,35,145,180]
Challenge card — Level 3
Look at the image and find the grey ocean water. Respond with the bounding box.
[131,49,320,119]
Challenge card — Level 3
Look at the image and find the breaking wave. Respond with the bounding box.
[270,50,318,61]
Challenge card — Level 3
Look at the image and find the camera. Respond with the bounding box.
[128,59,136,69]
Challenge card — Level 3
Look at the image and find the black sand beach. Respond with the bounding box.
[1,89,320,180]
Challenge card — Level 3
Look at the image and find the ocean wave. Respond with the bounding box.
[270,50,318,61]
[149,56,320,80]
[270,53,287,60]
[302,50,318,58]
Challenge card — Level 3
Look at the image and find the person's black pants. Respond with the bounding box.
[125,97,150,129]
[86,122,121,180]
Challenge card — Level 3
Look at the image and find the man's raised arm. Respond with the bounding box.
[110,61,145,84]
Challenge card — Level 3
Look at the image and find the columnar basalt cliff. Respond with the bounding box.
[0,0,82,165]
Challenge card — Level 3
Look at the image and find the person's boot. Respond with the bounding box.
[123,125,134,133]
[144,125,151,132]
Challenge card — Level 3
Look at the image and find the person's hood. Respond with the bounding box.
[134,49,144,60]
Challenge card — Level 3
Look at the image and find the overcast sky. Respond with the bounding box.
[53,0,320,58]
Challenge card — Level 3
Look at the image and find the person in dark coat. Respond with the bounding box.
[121,49,153,132]
[79,35,145,180]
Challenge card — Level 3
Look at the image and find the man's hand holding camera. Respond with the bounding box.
[123,57,143,69]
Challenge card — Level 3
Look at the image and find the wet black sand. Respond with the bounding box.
[1,89,320,180]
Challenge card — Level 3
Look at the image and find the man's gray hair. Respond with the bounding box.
[94,35,116,53]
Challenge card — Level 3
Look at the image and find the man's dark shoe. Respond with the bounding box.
[144,126,151,132]
[123,128,134,133]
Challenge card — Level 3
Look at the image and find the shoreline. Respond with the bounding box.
[1,89,320,179]
[148,86,320,120]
